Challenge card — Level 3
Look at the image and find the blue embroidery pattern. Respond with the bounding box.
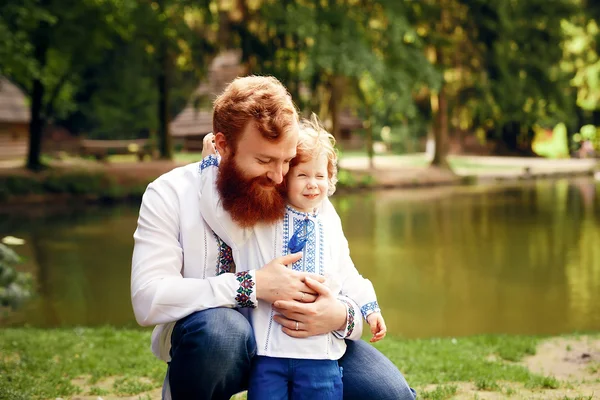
[282,213,290,257]
[215,234,235,275]
[200,154,219,171]
[340,299,355,338]
[235,271,256,308]
[318,220,324,276]
[291,216,316,273]
[360,301,381,319]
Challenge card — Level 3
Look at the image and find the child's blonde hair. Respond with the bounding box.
[289,114,338,196]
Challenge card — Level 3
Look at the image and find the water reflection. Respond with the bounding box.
[332,178,600,338]
[0,205,140,328]
[1,179,599,338]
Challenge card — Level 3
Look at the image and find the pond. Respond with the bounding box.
[1,177,599,339]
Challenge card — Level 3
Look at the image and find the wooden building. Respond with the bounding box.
[0,78,30,160]
[170,50,246,151]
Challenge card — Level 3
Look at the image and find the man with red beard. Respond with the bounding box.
[131,76,415,400]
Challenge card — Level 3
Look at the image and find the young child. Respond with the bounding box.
[199,116,386,400]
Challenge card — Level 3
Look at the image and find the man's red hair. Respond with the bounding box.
[213,76,298,149]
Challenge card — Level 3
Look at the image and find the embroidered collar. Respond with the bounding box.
[285,204,319,218]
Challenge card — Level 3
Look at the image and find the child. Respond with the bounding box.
[199,116,386,400]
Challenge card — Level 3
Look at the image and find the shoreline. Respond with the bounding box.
[0,157,598,208]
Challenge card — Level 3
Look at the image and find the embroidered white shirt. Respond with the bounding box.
[199,155,381,360]
[131,161,364,362]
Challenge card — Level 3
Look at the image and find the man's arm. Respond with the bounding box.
[131,179,321,326]
[131,181,259,326]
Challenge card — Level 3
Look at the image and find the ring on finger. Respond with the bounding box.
[295,321,299,331]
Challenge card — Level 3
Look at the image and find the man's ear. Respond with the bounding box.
[214,132,230,157]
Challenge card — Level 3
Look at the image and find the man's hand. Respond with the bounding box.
[202,133,216,158]
[366,312,386,343]
[272,277,348,338]
[255,253,326,305]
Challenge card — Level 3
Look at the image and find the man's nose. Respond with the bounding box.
[266,163,284,184]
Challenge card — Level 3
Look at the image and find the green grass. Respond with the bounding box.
[372,334,540,387]
[3,327,590,399]
[0,327,164,399]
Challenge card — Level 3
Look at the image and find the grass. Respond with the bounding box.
[2,327,592,399]
[0,327,164,399]
[372,334,540,387]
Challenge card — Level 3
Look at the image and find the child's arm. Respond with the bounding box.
[198,135,251,251]
[325,201,386,342]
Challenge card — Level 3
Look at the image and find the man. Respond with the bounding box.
[131,76,416,399]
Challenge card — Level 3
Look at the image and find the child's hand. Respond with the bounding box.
[202,133,217,158]
[366,312,386,343]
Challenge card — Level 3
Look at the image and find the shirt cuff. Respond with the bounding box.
[234,270,257,308]
[200,154,219,171]
[360,301,381,320]
[333,299,356,339]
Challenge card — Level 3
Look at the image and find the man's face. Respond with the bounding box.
[215,121,299,227]
[225,121,299,185]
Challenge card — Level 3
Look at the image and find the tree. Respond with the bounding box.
[226,0,437,167]
[140,0,217,160]
[0,240,32,310]
[1,0,137,170]
[466,0,579,154]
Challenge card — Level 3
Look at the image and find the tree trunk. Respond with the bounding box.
[157,33,173,160]
[431,83,451,169]
[365,103,374,170]
[430,5,451,170]
[328,80,340,140]
[27,19,50,171]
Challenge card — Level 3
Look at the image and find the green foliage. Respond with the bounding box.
[533,123,570,158]
[0,171,149,201]
[3,0,600,160]
[562,16,600,111]
[0,241,32,310]
[572,124,600,151]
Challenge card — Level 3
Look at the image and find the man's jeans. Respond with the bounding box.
[248,356,343,400]
[167,308,417,400]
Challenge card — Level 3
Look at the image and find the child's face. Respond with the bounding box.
[287,152,329,213]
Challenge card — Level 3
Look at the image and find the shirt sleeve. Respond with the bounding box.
[131,179,256,327]
[198,154,252,251]
[332,295,364,341]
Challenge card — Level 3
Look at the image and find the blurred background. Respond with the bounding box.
[1,0,600,339]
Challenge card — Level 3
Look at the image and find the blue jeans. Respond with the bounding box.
[248,356,343,400]
[168,308,417,400]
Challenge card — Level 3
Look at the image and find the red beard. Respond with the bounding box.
[216,157,287,228]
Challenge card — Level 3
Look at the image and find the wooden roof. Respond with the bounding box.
[170,50,246,137]
[0,78,30,124]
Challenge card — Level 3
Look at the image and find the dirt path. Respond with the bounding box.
[424,336,600,399]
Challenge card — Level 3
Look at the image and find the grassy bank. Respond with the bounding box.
[1,327,598,399]
[0,153,598,205]
[0,164,375,206]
